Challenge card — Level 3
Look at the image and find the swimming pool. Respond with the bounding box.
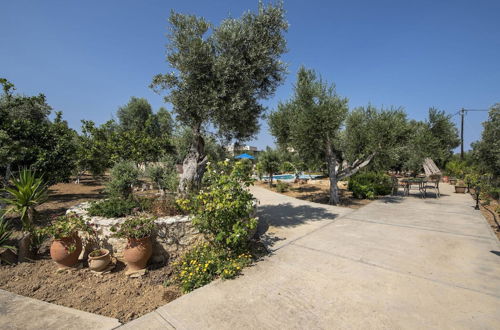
[261,174,322,181]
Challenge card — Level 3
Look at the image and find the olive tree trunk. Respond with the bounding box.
[326,141,376,205]
[178,129,208,196]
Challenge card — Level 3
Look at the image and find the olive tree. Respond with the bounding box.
[150,3,288,195]
[269,67,406,205]
[472,103,500,178]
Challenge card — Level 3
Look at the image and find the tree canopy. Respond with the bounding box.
[269,67,415,204]
[0,79,77,184]
[472,103,500,178]
[150,2,288,194]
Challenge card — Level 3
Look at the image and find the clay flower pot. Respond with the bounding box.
[455,186,467,193]
[442,176,449,183]
[50,234,82,268]
[123,237,152,271]
[88,249,111,272]
[449,178,457,185]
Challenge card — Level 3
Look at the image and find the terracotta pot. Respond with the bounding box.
[50,234,82,268]
[442,176,449,183]
[455,186,467,193]
[123,237,152,271]
[88,249,111,271]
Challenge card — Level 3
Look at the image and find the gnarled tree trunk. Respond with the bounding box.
[326,140,376,205]
[178,128,208,196]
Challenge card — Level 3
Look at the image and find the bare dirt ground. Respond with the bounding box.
[255,179,373,209]
[479,200,500,241]
[1,174,182,323]
[0,257,180,323]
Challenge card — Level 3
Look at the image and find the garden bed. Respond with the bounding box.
[479,201,500,241]
[0,257,180,323]
[255,179,373,209]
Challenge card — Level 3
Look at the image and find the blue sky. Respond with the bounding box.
[1,0,499,151]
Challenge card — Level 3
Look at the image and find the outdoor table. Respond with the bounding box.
[400,178,427,198]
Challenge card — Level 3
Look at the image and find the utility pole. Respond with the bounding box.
[460,108,464,159]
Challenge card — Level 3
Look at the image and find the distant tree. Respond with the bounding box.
[151,3,288,195]
[404,108,460,172]
[74,120,115,181]
[257,147,280,187]
[0,79,77,184]
[269,67,405,205]
[472,103,500,178]
[117,97,154,132]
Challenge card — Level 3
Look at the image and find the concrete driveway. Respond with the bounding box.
[122,184,500,329]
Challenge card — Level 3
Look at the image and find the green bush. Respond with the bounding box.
[177,160,257,252]
[275,180,289,193]
[348,172,392,199]
[168,244,252,293]
[110,216,156,239]
[145,157,178,193]
[106,161,140,198]
[87,197,138,218]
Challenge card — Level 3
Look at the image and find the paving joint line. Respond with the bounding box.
[342,216,495,241]
[155,310,178,329]
[291,242,500,300]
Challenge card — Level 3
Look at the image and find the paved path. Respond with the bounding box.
[123,183,500,329]
[0,289,121,330]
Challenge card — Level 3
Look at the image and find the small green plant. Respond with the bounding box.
[40,213,92,253]
[41,213,92,240]
[177,160,257,252]
[275,180,290,193]
[110,216,156,239]
[456,180,466,187]
[89,249,106,257]
[87,197,138,218]
[145,158,178,193]
[348,172,391,199]
[29,227,48,255]
[106,161,140,198]
[0,216,16,253]
[168,244,252,293]
[1,169,48,231]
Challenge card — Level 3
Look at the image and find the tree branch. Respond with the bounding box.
[337,152,376,180]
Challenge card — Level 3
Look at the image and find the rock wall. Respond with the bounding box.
[67,202,204,263]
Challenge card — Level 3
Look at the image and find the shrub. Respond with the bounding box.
[145,157,178,193]
[40,213,92,239]
[106,161,140,198]
[110,216,156,239]
[0,216,16,253]
[87,197,138,218]
[1,169,48,231]
[139,195,183,217]
[348,172,391,199]
[177,160,257,252]
[275,180,289,193]
[168,244,252,293]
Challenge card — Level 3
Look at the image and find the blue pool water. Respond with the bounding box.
[262,174,322,181]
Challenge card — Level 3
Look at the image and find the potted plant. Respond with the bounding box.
[88,248,111,271]
[42,213,91,269]
[454,180,467,193]
[449,177,457,185]
[110,216,156,272]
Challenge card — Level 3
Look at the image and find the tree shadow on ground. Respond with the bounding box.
[255,202,344,249]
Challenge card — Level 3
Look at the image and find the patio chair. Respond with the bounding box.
[423,174,440,198]
[391,176,404,195]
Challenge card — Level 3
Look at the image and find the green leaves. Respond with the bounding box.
[1,169,48,230]
[178,160,256,252]
[110,216,156,239]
